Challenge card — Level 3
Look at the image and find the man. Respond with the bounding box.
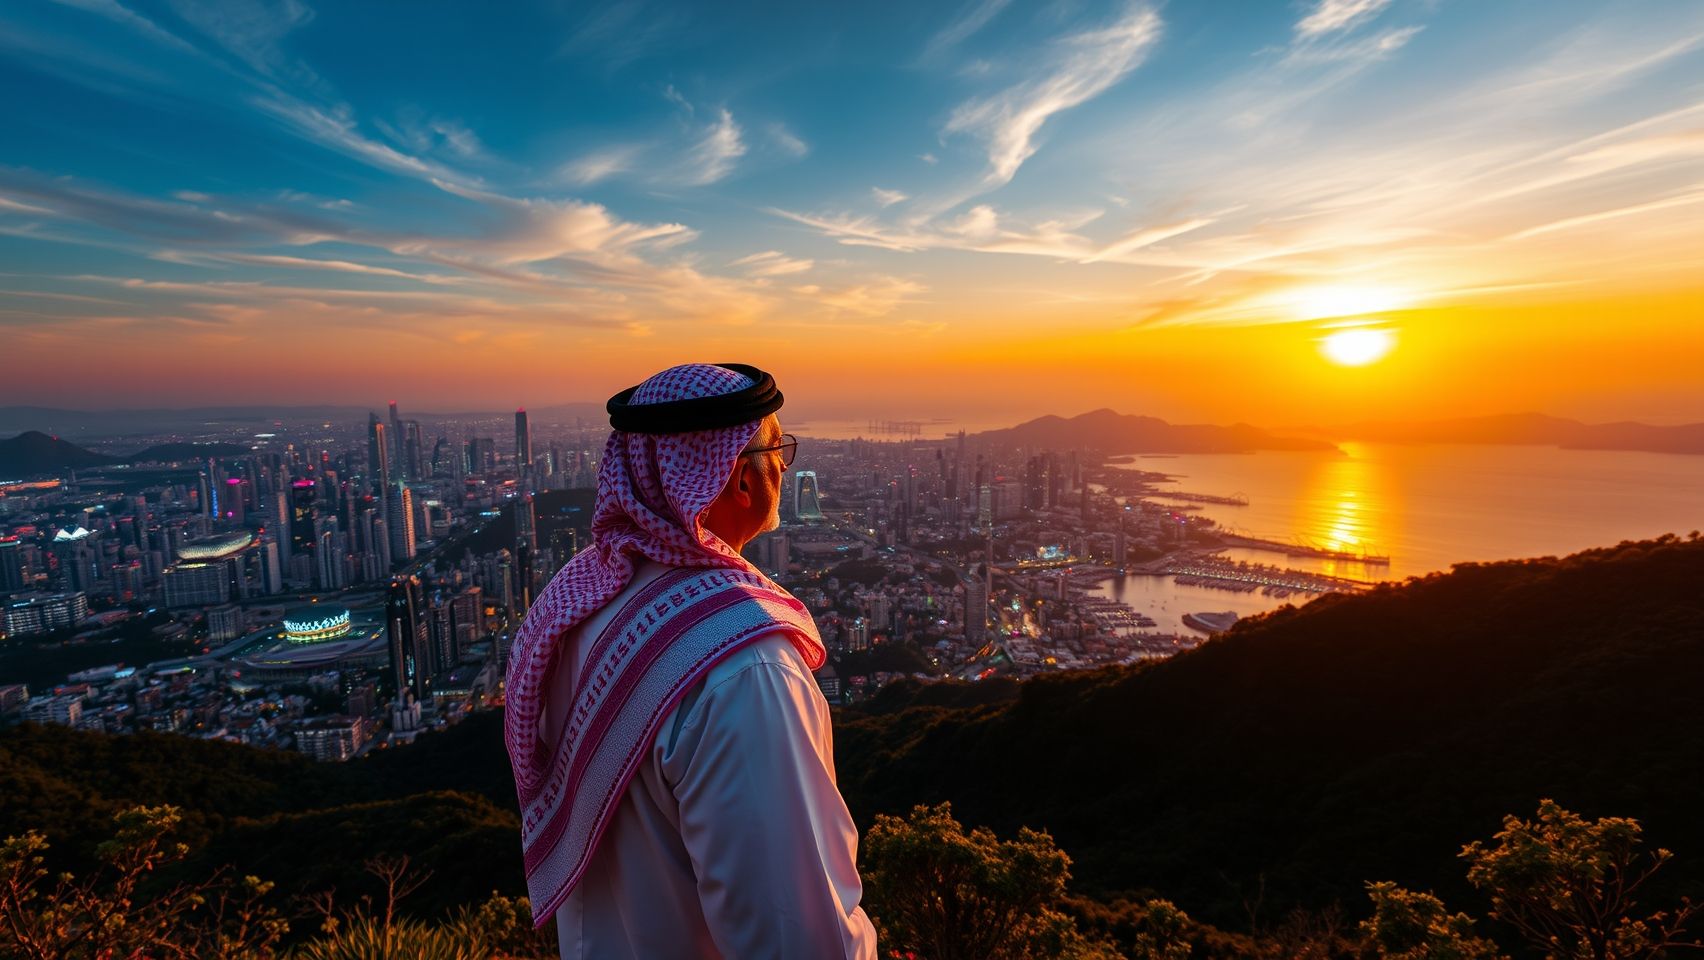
[505,362,878,959]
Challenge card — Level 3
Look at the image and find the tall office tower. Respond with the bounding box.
[514,491,537,553]
[1113,510,1127,567]
[449,586,482,659]
[0,538,26,592]
[515,408,533,471]
[368,414,390,492]
[288,481,317,558]
[426,595,453,679]
[450,436,468,488]
[388,485,416,562]
[224,478,245,523]
[963,569,989,644]
[315,530,346,590]
[258,535,283,595]
[369,513,393,572]
[386,575,430,701]
[467,437,496,474]
[792,471,825,522]
[271,490,291,565]
[1024,456,1044,511]
[403,420,424,481]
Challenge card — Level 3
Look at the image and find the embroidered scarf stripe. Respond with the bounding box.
[519,564,823,920]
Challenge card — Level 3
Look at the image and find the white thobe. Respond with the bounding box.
[540,561,879,960]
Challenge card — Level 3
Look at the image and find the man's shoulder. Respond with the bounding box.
[699,629,811,689]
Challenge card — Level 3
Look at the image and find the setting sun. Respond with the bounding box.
[1320,327,1397,366]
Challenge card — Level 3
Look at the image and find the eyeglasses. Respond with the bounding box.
[741,433,798,469]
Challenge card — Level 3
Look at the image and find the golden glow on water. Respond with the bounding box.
[1292,443,1401,580]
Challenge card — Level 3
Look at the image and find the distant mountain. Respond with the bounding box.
[126,441,252,464]
[0,430,116,476]
[1287,411,1704,455]
[0,403,608,438]
[0,432,266,477]
[974,408,1335,453]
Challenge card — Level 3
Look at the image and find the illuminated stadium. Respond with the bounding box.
[214,596,390,678]
[282,607,353,644]
[176,531,257,562]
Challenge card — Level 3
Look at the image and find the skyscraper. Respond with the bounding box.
[964,568,989,645]
[0,538,27,592]
[288,481,317,558]
[515,408,532,470]
[793,471,825,522]
[514,491,537,553]
[367,413,390,492]
[388,485,416,563]
[403,420,424,481]
[386,575,429,701]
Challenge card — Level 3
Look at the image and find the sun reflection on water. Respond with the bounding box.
[1296,442,1400,580]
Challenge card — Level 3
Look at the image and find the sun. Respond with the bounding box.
[1319,326,1396,366]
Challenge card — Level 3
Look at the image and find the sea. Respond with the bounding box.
[1095,443,1704,633]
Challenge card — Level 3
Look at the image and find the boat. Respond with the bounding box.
[1182,610,1239,634]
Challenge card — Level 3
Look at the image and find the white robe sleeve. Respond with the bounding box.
[661,636,879,960]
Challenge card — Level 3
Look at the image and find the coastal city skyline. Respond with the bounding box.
[4,0,1703,425]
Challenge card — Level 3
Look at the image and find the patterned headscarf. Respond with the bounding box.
[503,363,770,801]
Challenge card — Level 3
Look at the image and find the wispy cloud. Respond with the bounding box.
[772,201,1217,265]
[731,250,813,277]
[769,122,809,158]
[1295,0,1392,38]
[921,0,1012,60]
[685,108,746,185]
[558,145,644,185]
[945,6,1161,188]
[795,276,927,317]
[872,187,909,207]
[50,0,200,53]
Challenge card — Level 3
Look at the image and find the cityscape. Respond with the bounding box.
[0,404,1383,761]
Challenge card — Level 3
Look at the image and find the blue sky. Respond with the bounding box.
[2,0,1701,422]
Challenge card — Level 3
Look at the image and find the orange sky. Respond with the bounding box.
[2,0,1702,428]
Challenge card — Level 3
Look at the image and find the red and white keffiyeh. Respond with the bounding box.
[503,363,825,922]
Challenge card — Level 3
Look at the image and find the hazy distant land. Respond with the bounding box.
[5,406,1703,479]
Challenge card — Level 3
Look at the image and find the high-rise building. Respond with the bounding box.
[514,492,537,553]
[964,569,989,645]
[469,437,496,474]
[449,586,482,658]
[515,408,532,470]
[386,575,429,701]
[403,420,424,481]
[2,592,88,636]
[207,604,244,642]
[289,481,317,558]
[0,539,26,592]
[388,485,416,563]
[224,478,245,523]
[793,471,825,522]
[258,535,283,594]
[367,414,390,492]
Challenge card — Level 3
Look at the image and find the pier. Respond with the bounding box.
[1216,532,1390,565]
[1147,490,1250,506]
